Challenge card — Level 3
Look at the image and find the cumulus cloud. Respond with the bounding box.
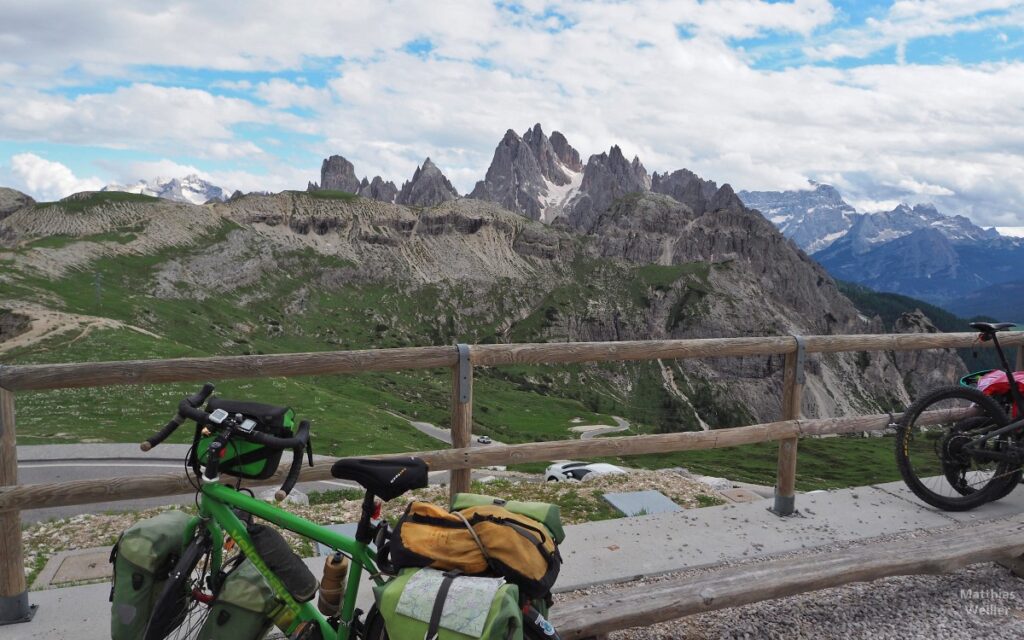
[0,84,296,158]
[9,153,104,200]
[804,0,1024,62]
[0,1,1022,225]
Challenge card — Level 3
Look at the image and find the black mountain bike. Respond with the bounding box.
[895,322,1024,511]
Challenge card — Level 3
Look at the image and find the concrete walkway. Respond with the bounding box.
[6,477,1024,639]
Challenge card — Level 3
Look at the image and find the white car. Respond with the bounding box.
[545,461,626,482]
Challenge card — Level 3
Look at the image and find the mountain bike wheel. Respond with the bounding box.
[144,534,214,640]
[896,385,1015,511]
[957,416,1023,502]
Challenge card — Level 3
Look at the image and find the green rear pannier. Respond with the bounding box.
[374,568,523,640]
[451,493,565,544]
[197,558,281,640]
[110,510,192,640]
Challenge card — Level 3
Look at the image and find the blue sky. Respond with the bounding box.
[1,0,1022,225]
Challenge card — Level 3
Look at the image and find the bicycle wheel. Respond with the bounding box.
[956,416,1023,501]
[144,534,214,640]
[896,385,1016,511]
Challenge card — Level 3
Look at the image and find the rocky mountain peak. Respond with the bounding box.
[710,184,743,213]
[359,176,398,203]
[549,130,582,171]
[396,158,459,207]
[651,169,719,216]
[469,129,546,220]
[564,145,651,231]
[523,123,570,186]
[311,155,399,203]
[469,125,584,223]
[102,174,226,205]
[317,155,361,194]
[739,183,859,253]
[808,182,845,204]
[0,187,34,221]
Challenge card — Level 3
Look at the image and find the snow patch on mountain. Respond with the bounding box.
[539,166,583,223]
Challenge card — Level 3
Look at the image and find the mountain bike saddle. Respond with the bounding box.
[970,322,1016,334]
[330,456,429,501]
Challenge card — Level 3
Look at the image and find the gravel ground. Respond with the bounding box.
[21,469,718,580]
[555,518,1024,639]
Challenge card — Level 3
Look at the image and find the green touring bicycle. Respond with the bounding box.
[125,383,562,640]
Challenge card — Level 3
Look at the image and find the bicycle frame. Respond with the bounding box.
[964,332,1024,462]
[188,482,382,640]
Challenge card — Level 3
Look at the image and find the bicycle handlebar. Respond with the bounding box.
[140,383,215,452]
[142,383,313,500]
[275,420,311,502]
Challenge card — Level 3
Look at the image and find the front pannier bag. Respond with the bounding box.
[109,510,192,640]
[197,558,280,640]
[390,501,561,599]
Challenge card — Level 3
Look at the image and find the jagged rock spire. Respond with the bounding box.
[318,155,361,193]
[470,125,584,221]
[396,158,459,207]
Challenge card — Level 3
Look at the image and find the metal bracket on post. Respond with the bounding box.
[770,495,797,518]
[456,343,470,404]
[0,594,37,626]
[791,334,806,385]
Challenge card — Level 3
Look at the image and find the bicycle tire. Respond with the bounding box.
[144,534,212,640]
[896,385,1015,511]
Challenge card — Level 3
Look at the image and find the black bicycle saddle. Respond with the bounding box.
[330,456,429,501]
[970,322,1016,334]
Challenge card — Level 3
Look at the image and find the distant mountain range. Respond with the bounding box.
[302,123,742,228]
[102,174,227,205]
[92,137,1021,321]
[4,120,957,425]
[740,184,1024,316]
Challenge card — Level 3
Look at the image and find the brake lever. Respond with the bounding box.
[306,438,314,467]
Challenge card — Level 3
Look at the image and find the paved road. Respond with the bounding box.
[579,415,631,440]
[391,411,504,447]
[16,444,456,522]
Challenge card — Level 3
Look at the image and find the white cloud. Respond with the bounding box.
[9,153,104,200]
[1,1,1023,225]
[846,197,905,213]
[804,0,1024,61]
[255,79,332,110]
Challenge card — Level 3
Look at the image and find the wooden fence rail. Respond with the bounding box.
[0,407,970,514]
[3,332,1021,391]
[0,330,1021,624]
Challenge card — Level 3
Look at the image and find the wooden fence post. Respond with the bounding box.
[449,345,473,502]
[0,387,35,624]
[772,339,804,516]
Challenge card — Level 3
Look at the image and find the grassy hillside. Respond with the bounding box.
[0,200,904,490]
